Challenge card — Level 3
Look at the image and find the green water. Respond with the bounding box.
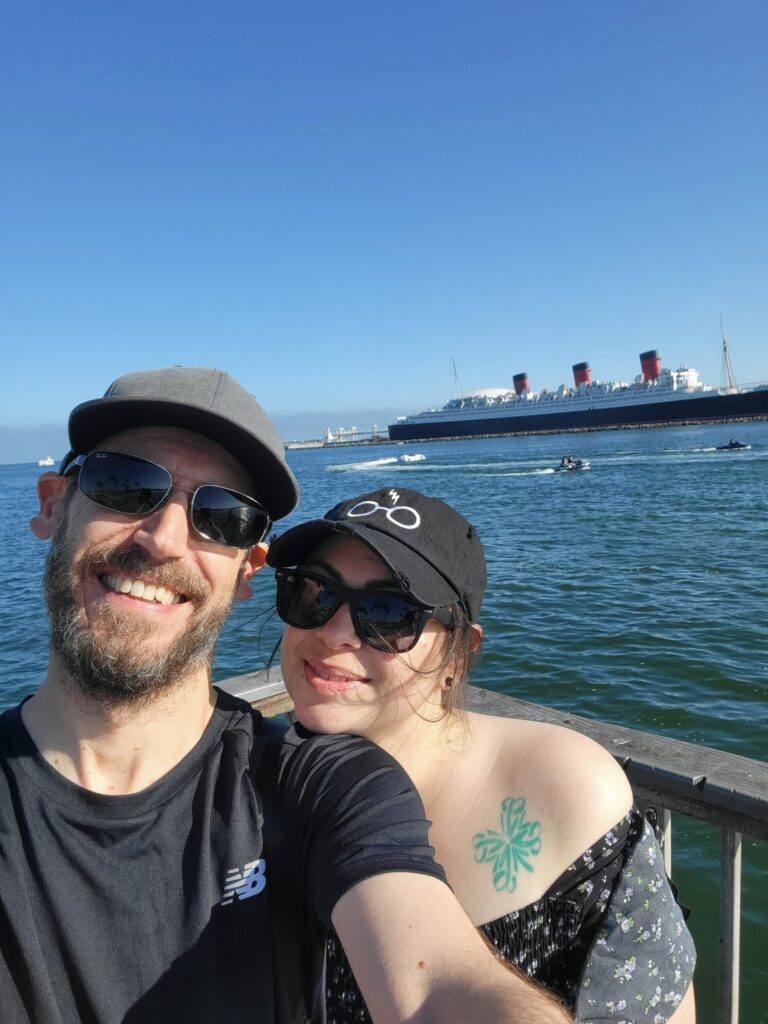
[2,422,766,1021]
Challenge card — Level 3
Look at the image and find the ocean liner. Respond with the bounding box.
[388,346,768,442]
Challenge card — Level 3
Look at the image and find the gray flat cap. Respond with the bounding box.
[63,367,299,520]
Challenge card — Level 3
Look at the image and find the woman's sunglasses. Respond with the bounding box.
[63,450,271,549]
[274,568,453,653]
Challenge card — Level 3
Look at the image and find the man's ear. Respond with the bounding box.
[30,473,70,540]
[468,623,483,653]
[235,542,269,601]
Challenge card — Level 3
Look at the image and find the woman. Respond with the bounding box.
[267,486,696,1023]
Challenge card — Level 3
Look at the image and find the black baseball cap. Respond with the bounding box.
[60,367,299,520]
[267,486,487,620]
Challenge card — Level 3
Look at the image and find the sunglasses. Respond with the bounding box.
[64,450,271,549]
[274,568,453,653]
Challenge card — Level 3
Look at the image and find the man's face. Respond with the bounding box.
[43,426,258,705]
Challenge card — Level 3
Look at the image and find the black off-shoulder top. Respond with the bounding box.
[325,810,639,1021]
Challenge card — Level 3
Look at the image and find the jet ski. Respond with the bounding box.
[556,456,590,472]
[716,439,751,451]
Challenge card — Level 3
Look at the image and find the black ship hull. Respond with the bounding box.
[388,387,768,441]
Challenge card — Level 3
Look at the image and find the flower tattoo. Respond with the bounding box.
[472,797,542,892]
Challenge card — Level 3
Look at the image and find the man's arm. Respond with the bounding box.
[333,871,571,1023]
[278,728,571,1023]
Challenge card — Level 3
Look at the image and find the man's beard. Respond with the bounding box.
[43,514,243,708]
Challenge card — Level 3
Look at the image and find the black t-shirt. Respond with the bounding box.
[0,689,446,1024]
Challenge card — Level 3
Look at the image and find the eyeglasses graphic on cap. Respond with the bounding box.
[64,451,271,549]
[274,568,453,653]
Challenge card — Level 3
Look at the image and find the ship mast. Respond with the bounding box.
[451,357,464,399]
[720,316,738,389]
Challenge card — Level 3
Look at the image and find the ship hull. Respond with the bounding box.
[388,387,768,441]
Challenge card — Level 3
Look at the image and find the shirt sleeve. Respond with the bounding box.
[278,726,448,928]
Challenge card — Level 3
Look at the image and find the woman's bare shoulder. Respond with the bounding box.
[468,712,633,856]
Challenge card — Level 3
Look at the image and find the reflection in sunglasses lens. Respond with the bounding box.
[80,453,170,515]
[191,486,269,547]
[357,593,419,651]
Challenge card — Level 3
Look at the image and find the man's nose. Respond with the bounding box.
[132,493,192,559]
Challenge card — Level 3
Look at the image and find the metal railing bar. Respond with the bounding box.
[719,829,742,1024]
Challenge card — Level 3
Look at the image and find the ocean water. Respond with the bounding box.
[2,422,766,1022]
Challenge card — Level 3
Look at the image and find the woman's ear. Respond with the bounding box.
[235,542,269,600]
[29,473,70,540]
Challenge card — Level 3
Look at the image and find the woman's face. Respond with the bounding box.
[279,534,450,741]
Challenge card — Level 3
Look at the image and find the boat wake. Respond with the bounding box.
[475,467,557,477]
[326,457,398,471]
[326,454,428,472]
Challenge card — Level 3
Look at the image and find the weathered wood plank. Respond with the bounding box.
[218,668,288,706]
[215,673,768,839]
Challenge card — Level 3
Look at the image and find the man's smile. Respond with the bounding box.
[99,572,185,605]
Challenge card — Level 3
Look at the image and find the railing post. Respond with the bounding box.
[661,807,672,877]
[719,828,742,1024]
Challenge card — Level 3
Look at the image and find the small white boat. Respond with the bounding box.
[38,455,55,467]
[399,453,426,462]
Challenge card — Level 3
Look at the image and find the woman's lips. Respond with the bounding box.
[304,660,367,694]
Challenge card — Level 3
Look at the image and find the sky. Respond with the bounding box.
[1,1,767,460]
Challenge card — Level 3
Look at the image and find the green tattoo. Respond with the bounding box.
[472,797,542,892]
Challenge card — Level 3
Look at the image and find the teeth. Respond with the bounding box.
[102,573,183,605]
[313,663,362,684]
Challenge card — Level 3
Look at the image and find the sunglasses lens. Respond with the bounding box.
[277,572,338,629]
[274,571,434,652]
[79,452,171,515]
[191,486,270,548]
[356,593,423,652]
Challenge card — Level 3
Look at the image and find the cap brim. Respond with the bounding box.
[69,397,299,521]
[267,519,460,608]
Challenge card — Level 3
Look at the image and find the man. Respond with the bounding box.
[0,367,569,1023]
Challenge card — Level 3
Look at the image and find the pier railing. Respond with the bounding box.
[217,671,768,1024]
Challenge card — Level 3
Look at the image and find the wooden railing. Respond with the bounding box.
[217,670,768,1024]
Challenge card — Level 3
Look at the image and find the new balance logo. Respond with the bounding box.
[220,859,267,906]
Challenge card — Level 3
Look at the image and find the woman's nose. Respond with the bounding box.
[316,601,362,649]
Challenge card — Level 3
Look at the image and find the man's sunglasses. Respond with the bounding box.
[63,450,271,549]
[274,568,453,653]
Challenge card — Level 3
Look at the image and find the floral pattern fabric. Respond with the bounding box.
[575,817,695,1023]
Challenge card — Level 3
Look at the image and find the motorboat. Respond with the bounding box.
[38,455,55,467]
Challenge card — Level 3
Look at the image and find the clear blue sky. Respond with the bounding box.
[2,1,766,446]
